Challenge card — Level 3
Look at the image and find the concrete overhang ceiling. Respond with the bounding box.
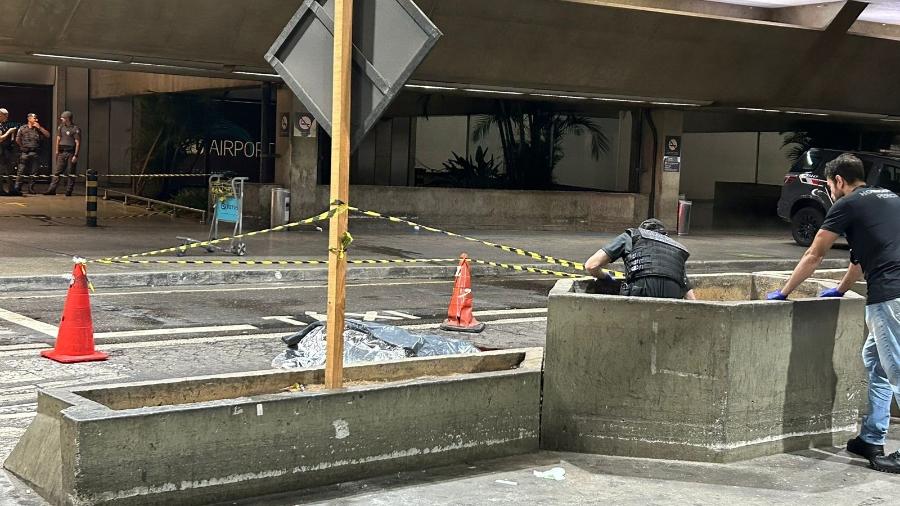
[1,0,899,116]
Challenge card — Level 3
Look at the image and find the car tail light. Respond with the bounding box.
[784,175,798,183]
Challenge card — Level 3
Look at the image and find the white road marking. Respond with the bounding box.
[0,307,58,336]
[0,277,554,301]
[94,324,257,339]
[0,315,545,359]
[400,316,547,330]
[472,308,547,317]
[97,331,294,352]
[383,310,420,320]
[262,316,307,326]
[0,343,51,352]
[0,412,34,420]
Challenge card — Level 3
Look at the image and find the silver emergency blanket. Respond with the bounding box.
[272,319,480,369]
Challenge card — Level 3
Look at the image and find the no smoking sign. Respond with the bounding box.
[294,113,317,138]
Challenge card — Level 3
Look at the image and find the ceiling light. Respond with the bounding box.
[462,88,524,95]
[131,62,181,69]
[591,97,644,103]
[784,110,829,116]
[233,71,281,78]
[405,84,457,91]
[737,107,782,113]
[530,93,587,100]
[651,101,702,107]
[31,53,122,64]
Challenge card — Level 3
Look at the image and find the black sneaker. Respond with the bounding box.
[871,451,900,473]
[847,436,884,459]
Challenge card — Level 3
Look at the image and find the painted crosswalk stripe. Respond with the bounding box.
[400,316,547,330]
[95,324,257,339]
[0,307,57,336]
[0,343,51,352]
[472,308,547,317]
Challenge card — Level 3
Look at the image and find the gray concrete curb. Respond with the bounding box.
[0,258,849,292]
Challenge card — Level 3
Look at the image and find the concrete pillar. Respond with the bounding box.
[638,109,683,228]
[275,86,320,219]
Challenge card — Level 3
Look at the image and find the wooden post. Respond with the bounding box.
[325,0,353,389]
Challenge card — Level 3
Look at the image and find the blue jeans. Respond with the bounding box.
[860,298,900,445]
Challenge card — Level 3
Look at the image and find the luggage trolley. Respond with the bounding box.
[177,175,248,256]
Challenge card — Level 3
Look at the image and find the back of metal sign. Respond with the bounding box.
[265,0,441,150]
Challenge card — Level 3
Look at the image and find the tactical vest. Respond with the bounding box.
[622,228,690,287]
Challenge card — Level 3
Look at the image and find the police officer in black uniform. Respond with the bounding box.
[44,111,81,196]
[12,113,50,196]
[0,108,17,196]
[585,218,697,300]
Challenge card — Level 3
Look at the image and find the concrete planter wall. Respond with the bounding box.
[315,185,648,231]
[542,274,867,463]
[5,349,542,506]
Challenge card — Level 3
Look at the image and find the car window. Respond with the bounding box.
[790,151,820,173]
[876,164,900,194]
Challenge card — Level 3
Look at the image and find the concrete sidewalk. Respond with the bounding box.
[235,433,900,505]
[0,194,850,286]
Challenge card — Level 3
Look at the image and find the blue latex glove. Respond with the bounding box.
[819,287,844,298]
[766,290,788,301]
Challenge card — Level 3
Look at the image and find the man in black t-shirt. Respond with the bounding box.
[768,153,900,473]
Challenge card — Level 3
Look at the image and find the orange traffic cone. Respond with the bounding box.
[440,253,485,333]
[41,259,108,363]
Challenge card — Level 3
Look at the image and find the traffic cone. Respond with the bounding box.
[41,259,108,363]
[440,253,485,333]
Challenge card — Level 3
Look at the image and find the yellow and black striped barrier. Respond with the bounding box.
[0,173,210,179]
[93,204,348,263]
[92,256,583,278]
[95,257,457,266]
[0,213,161,220]
[85,172,98,227]
[350,207,624,279]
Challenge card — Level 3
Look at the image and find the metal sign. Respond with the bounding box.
[663,135,682,172]
[265,0,442,150]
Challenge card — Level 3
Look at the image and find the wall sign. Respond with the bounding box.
[663,135,682,172]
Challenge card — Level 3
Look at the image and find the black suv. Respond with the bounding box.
[777,148,900,246]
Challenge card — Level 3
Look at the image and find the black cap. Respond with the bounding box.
[639,218,667,235]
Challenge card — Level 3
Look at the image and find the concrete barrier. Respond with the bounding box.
[542,274,867,463]
[761,269,899,418]
[4,349,542,505]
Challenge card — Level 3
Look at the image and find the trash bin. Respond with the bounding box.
[270,188,291,229]
[677,199,692,236]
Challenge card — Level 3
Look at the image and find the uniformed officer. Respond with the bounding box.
[12,113,50,196]
[585,218,697,300]
[44,111,82,196]
[0,108,17,196]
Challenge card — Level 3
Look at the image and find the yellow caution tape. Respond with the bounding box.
[0,173,209,179]
[0,213,163,220]
[349,207,625,279]
[96,258,458,266]
[93,205,348,263]
[91,255,590,280]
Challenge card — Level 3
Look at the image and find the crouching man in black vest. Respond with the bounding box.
[585,218,696,300]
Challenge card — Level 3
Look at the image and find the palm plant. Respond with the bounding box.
[471,100,609,189]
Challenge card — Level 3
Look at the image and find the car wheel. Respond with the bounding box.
[791,206,824,247]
